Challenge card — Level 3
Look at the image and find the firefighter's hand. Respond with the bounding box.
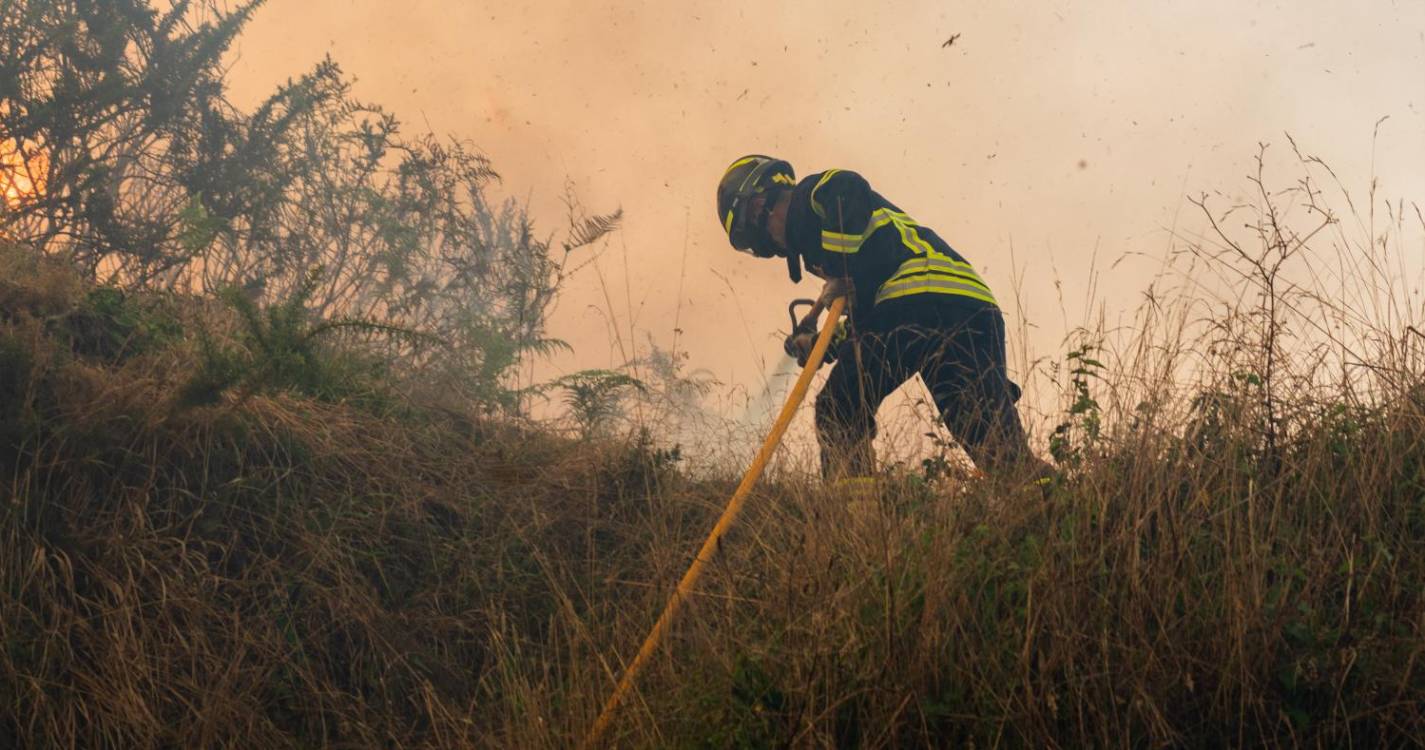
[783,321,845,368]
[783,329,817,367]
[818,277,853,306]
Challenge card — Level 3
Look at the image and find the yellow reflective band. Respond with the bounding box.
[885,269,994,298]
[877,254,997,305]
[887,269,992,294]
[819,208,909,253]
[887,256,989,287]
[923,254,977,271]
[823,209,914,241]
[875,277,998,306]
[772,172,795,185]
[724,209,735,234]
[809,169,841,220]
[892,215,936,257]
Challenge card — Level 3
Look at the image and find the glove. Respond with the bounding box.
[783,320,848,367]
[783,322,817,366]
[828,318,848,352]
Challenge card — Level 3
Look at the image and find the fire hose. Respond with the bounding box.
[581,295,848,749]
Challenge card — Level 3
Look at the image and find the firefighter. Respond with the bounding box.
[716,154,1051,481]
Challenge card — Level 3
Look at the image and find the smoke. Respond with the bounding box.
[224,0,1425,446]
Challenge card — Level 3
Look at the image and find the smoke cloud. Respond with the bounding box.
[225,0,1425,452]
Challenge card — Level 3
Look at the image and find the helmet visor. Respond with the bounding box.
[728,192,773,256]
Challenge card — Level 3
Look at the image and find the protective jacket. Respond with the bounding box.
[785,169,996,322]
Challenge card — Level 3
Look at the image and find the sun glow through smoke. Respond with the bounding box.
[1,139,46,210]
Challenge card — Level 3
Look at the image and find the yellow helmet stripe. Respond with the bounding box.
[723,156,759,177]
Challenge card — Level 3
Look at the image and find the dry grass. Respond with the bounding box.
[0,243,713,746]
[2,150,1424,748]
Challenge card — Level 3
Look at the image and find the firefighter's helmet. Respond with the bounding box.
[716,155,795,258]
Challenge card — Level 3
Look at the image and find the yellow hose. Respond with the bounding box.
[580,295,848,749]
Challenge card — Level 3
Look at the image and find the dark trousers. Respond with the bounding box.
[814,299,1032,478]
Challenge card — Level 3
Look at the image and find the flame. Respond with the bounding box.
[1,138,47,210]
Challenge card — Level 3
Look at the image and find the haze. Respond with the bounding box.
[224,0,1425,460]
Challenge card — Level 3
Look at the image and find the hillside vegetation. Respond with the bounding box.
[0,242,699,746]
[3,197,1425,747]
[4,1,1424,747]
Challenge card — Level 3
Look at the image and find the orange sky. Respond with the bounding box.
[224,1,1425,462]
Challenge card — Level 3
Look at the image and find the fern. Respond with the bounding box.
[562,208,623,253]
[183,266,436,408]
[542,369,645,438]
[306,317,449,353]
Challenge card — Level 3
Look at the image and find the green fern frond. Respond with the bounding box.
[519,336,574,358]
[562,208,623,253]
[305,317,449,351]
[541,368,645,437]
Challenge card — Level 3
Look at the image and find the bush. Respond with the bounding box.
[1,0,620,413]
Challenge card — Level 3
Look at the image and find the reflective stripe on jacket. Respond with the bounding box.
[787,169,996,315]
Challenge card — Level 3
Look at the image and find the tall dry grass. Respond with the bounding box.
[0,243,706,746]
[1,147,1423,748]
[503,147,1425,748]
